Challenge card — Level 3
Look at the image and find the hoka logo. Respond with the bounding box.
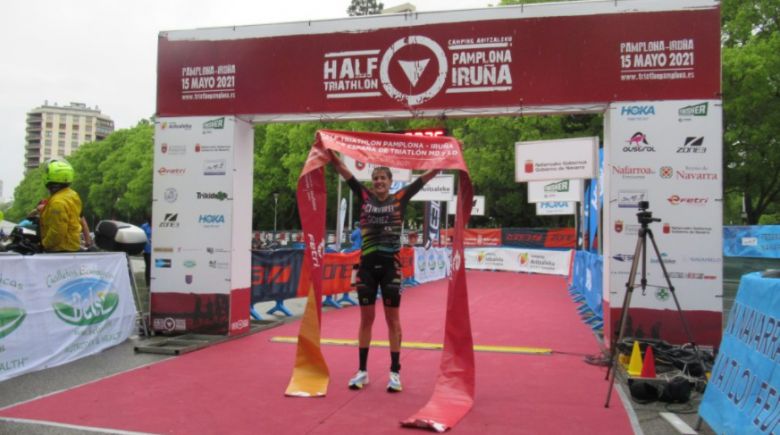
[621,105,655,116]
[198,215,225,224]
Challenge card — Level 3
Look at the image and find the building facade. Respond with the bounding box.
[25,102,114,171]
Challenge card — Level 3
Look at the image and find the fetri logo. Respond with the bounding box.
[203,117,225,129]
[667,195,708,206]
[158,167,186,176]
[52,278,119,326]
[0,289,26,339]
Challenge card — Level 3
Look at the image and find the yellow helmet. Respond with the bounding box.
[42,159,75,185]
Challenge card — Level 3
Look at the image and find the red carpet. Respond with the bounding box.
[0,271,634,434]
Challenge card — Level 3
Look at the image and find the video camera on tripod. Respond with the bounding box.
[636,200,661,226]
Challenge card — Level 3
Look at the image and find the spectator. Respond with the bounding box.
[39,159,83,253]
[141,215,152,287]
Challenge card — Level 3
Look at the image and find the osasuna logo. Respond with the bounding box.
[199,214,225,227]
[159,213,180,228]
[196,191,228,201]
[164,188,178,203]
[620,105,655,117]
[203,117,225,129]
[52,278,119,326]
[623,132,655,152]
[0,289,26,339]
[677,136,707,154]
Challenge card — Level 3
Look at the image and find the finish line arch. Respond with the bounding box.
[151,0,722,349]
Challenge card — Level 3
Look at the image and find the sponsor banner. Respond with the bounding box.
[411,174,455,202]
[515,137,599,182]
[153,117,237,295]
[400,246,415,279]
[157,5,720,119]
[536,201,576,216]
[603,100,722,345]
[464,247,572,276]
[447,195,485,216]
[501,227,576,249]
[527,179,584,203]
[342,155,412,182]
[723,226,780,259]
[700,273,780,432]
[151,292,231,334]
[0,253,137,382]
[250,249,305,303]
[442,228,502,247]
[414,247,451,284]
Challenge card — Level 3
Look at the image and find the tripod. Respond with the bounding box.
[604,202,704,407]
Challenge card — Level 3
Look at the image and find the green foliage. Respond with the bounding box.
[5,168,47,222]
[722,0,780,224]
[347,0,383,16]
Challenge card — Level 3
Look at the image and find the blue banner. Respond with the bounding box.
[699,272,780,433]
[570,251,603,317]
[250,249,303,303]
[724,226,780,259]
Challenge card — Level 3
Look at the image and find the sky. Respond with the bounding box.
[0,0,492,202]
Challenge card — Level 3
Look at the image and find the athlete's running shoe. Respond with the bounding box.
[387,371,402,392]
[348,370,369,390]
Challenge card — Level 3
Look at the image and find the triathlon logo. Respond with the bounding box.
[322,34,513,106]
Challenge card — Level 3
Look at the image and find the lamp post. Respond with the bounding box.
[273,192,279,241]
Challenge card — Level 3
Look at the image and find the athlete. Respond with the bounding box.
[328,149,439,392]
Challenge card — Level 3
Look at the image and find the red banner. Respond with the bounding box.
[400,247,415,279]
[442,228,502,247]
[157,6,719,118]
[289,130,475,431]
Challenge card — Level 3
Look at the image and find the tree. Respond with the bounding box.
[347,0,383,16]
[721,0,780,224]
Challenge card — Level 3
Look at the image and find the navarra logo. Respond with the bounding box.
[52,278,119,326]
[544,180,569,193]
[620,105,655,117]
[0,289,26,339]
[322,34,513,106]
[203,117,225,129]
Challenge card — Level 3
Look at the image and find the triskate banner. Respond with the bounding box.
[290,130,474,432]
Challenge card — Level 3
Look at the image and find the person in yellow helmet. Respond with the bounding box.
[39,159,83,252]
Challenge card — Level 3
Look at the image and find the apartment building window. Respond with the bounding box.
[57,149,65,156]
[71,132,78,140]
[58,140,65,147]
[59,123,66,130]
[85,134,92,141]
[45,139,52,146]
[72,124,79,131]
[46,122,53,128]
[58,132,65,139]
[45,131,52,138]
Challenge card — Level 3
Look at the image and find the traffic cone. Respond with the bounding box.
[627,341,643,377]
[640,346,657,378]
